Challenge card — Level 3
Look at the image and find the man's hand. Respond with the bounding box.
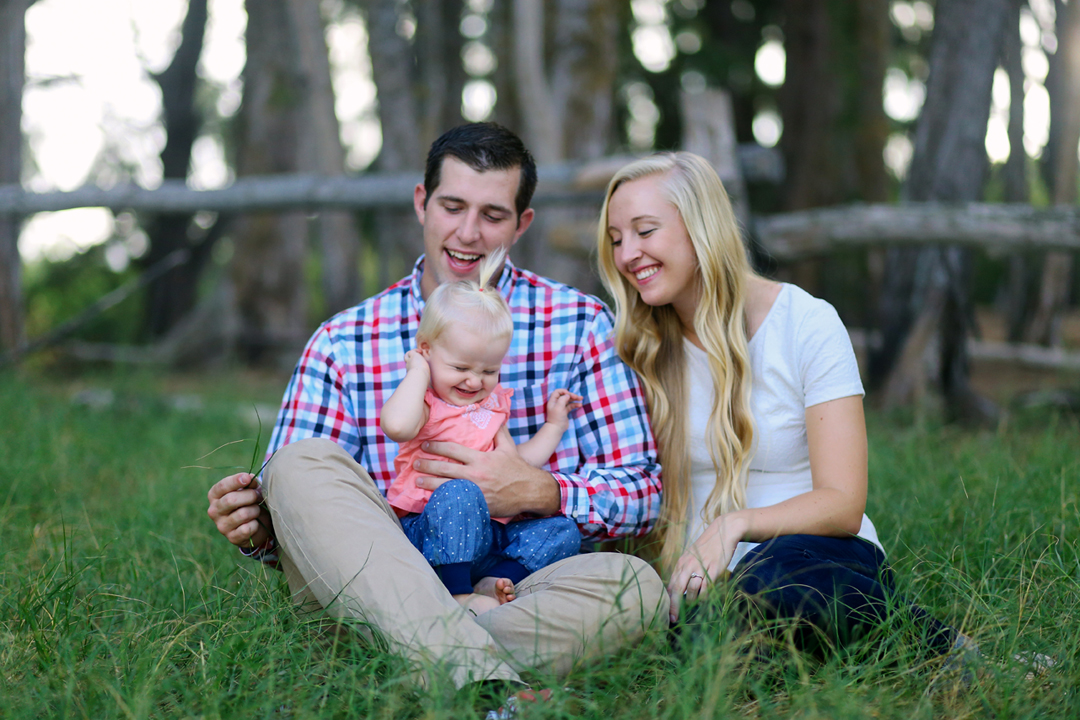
[207,472,273,548]
[413,425,562,517]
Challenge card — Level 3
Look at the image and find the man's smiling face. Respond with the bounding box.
[414,156,534,299]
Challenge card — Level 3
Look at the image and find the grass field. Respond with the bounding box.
[1,368,1077,719]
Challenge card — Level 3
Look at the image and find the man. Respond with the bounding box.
[207,123,666,691]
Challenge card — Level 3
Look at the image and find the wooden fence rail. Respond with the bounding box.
[754,203,1080,260]
[3,177,1078,259]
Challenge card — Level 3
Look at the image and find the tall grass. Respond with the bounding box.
[1,371,1076,718]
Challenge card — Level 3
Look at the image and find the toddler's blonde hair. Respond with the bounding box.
[417,247,514,346]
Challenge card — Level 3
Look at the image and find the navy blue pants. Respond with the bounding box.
[399,479,582,595]
[703,534,956,654]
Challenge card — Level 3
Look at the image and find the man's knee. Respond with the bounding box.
[266,437,349,473]
[263,437,386,527]
[574,552,668,625]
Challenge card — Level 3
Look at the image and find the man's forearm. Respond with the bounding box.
[524,468,562,515]
[492,464,562,517]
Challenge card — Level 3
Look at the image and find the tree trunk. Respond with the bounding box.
[291,0,360,315]
[855,0,891,324]
[1000,0,1036,342]
[509,0,619,294]
[488,0,522,132]
[512,0,560,163]
[777,0,852,298]
[359,0,427,290]
[872,0,1011,424]
[0,0,29,355]
[854,0,890,205]
[143,0,211,339]
[415,0,466,140]
[231,0,309,366]
[779,0,843,212]
[1026,0,1080,346]
[548,0,619,161]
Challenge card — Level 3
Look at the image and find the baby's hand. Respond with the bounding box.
[404,349,430,376]
[545,389,583,429]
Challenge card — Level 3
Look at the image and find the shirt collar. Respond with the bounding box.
[409,254,518,313]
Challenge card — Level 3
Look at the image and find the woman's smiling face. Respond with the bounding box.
[607,173,700,324]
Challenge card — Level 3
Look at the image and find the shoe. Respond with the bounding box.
[1009,651,1056,681]
[930,633,983,692]
[485,688,554,720]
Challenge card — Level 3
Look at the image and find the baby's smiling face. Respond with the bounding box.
[420,322,510,406]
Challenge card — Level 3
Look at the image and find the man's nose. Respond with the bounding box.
[457,210,482,243]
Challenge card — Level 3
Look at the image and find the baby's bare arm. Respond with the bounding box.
[379,350,431,442]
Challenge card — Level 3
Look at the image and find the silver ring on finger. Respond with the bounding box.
[689,573,704,581]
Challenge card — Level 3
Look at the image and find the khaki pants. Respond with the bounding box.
[263,438,668,689]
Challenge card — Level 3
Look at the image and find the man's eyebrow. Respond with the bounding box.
[436,194,513,215]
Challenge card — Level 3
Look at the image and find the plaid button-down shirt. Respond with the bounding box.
[265,256,662,540]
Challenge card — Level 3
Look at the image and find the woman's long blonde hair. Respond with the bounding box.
[597,152,755,573]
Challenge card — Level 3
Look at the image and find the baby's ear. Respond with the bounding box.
[417,340,431,357]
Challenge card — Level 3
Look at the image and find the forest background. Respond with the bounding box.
[1,0,1079,718]
[0,0,1078,420]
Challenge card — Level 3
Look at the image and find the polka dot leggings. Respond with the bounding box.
[399,479,581,595]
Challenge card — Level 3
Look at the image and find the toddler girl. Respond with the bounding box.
[380,249,583,616]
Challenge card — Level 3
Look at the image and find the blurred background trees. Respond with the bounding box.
[2,0,1079,420]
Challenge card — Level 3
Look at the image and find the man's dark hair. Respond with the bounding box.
[424,123,538,218]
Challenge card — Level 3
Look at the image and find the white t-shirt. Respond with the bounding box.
[685,283,882,571]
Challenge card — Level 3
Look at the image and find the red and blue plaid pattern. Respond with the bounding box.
[266,256,661,539]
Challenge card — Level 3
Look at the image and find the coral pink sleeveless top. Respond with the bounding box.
[387,385,514,520]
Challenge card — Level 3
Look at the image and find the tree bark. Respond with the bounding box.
[779,0,843,212]
[512,0,560,163]
[854,0,890,205]
[509,0,619,294]
[871,0,1012,424]
[1000,0,1036,342]
[231,0,309,365]
[415,0,466,140]
[143,0,211,339]
[291,0,360,315]
[0,0,29,355]
[1026,0,1080,346]
[359,0,426,291]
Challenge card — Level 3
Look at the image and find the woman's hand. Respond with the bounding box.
[667,512,747,624]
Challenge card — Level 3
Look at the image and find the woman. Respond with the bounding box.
[596,151,966,656]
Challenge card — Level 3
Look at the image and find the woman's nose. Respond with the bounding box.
[619,235,642,261]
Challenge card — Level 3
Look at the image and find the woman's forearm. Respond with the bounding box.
[728,486,866,544]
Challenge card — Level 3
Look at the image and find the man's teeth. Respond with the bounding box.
[448,249,481,262]
[635,266,659,280]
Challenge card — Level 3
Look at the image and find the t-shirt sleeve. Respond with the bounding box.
[797,299,865,408]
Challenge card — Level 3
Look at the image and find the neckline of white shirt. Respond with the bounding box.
[683,282,789,356]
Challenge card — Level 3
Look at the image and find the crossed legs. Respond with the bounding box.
[263,438,668,688]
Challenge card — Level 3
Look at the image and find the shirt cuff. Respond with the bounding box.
[238,534,279,563]
[550,472,592,525]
